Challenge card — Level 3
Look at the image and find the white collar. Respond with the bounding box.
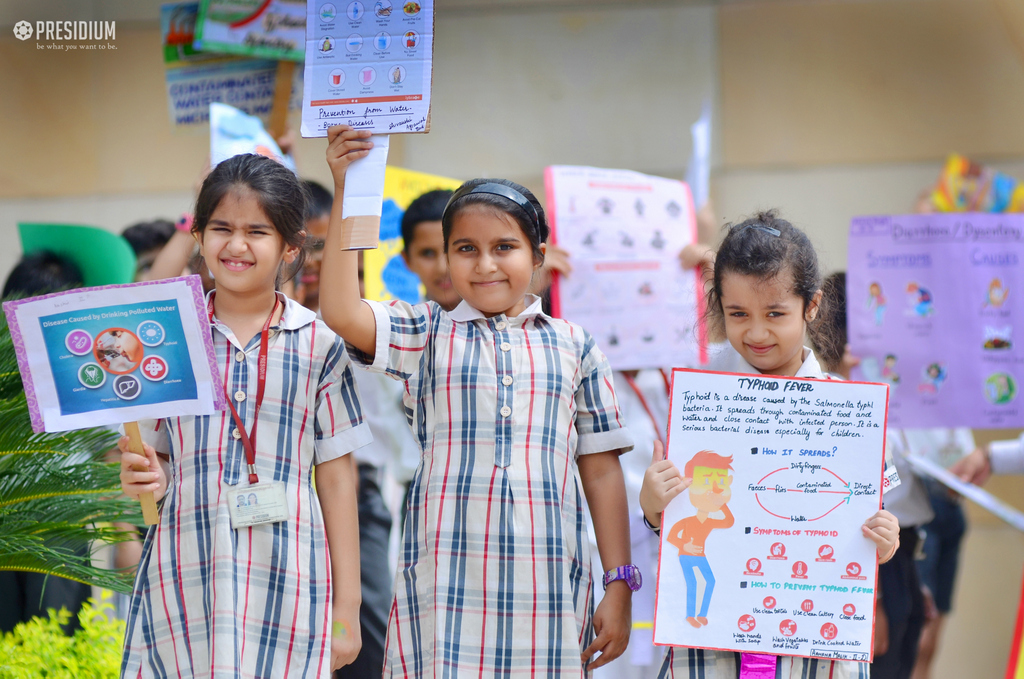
[447,294,545,323]
[710,344,826,380]
[205,290,315,331]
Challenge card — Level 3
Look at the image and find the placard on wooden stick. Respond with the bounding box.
[3,276,226,525]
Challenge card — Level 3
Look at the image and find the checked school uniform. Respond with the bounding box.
[350,294,634,678]
[658,345,869,679]
[121,293,373,679]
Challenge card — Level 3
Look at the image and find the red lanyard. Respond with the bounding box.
[622,372,667,447]
[208,293,279,485]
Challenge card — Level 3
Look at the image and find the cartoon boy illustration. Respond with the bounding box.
[867,282,887,326]
[666,450,734,628]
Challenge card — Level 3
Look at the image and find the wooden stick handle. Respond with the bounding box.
[267,60,295,140]
[124,421,160,525]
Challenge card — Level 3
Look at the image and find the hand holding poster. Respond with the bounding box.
[847,213,1024,428]
[545,165,706,371]
[653,369,888,663]
[3,276,226,524]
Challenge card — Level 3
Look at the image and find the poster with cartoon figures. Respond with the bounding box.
[300,0,434,136]
[544,165,706,371]
[3,276,225,433]
[195,0,306,61]
[652,369,889,662]
[848,213,1024,428]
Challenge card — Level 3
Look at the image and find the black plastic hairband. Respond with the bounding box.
[443,182,540,231]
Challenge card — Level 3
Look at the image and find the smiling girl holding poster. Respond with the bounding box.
[117,153,371,677]
[640,211,900,678]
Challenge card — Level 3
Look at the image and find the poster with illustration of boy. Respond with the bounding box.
[653,369,889,662]
[3,276,224,433]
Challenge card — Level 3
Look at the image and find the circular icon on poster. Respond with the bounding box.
[346,1,364,20]
[779,619,797,637]
[358,66,377,86]
[738,615,756,632]
[319,3,337,21]
[319,35,336,54]
[140,355,169,382]
[403,30,419,48]
[113,374,142,401]
[402,1,420,16]
[801,599,814,613]
[78,362,106,389]
[843,603,856,617]
[821,622,838,640]
[65,329,93,356]
[345,34,362,52]
[329,69,346,87]
[388,64,406,84]
[846,562,861,577]
[374,31,391,50]
[745,558,761,572]
[374,0,393,18]
[985,372,1017,404]
[94,328,144,375]
[762,596,776,610]
[136,320,165,347]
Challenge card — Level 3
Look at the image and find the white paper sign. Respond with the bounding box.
[3,276,225,433]
[653,369,889,663]
[300,0,434,137]
[544,165,705,371]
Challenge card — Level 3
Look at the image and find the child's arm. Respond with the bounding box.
[319,125,378,357]
[863,509,900,563]
[639,440,691,530]
[118,435,170,501]
[578,450,631,670]
[316,453,362,669]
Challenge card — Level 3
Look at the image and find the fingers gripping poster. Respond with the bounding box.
[653,369,889,662]
[3,276,224,433]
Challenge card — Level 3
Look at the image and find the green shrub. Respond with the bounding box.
[0,591,125,678]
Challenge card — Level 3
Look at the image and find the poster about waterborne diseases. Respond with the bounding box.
[3,276,225,433]
[195,0,306,61]
[652,369,889,662]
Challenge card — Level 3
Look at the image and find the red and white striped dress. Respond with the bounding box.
[121,294,372,679]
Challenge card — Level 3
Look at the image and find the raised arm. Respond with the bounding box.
[319,125,378,357]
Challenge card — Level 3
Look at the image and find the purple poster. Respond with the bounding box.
[847,214,1024,428]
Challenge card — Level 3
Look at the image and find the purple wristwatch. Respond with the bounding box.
[602,564,642,591]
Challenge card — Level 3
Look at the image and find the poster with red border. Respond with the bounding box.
[652,368,888,662]
[544,165,706,371]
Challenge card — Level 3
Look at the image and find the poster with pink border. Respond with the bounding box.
[848,213,1024,428]
[544,165,706,371]
[3,275,225,433]
[652,369,888,662]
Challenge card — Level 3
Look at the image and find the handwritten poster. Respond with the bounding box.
[300,0,434,136]
[3,277,225,433]
[195,0,306,61]
[545,165,705,371]
[848,213,1024,428]
[362,166,461,302]
[162,2,301,129]
[653,369,888,662]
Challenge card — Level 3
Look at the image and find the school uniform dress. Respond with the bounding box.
[658,345,869,679]
[350,294,634,678]
[121,294,373,679]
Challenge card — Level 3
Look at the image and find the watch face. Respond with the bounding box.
[627,567,642,591]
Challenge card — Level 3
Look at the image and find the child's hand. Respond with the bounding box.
[639,441,691,529]
[326,125,374,191]
[582,582,631,669]
[330,614,361,670]
[862,509,899,560]
[118,436,168,501]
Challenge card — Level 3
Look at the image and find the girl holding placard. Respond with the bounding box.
[640,211,900,678]
[118,153,370,677]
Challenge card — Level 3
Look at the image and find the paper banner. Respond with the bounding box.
[848,213,1024,428]
[930,154,1024,213]
[653,369,888,663]
[361,166,462,302]
[905,455,1024,532]
[545,165,706,371]
[2,276,225,433]
[194,0,305,61]
[161,2,301,129]
[300,0,434,137]
[210,102,297,171]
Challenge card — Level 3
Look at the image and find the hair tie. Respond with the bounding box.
[443,182,540,232]
[735,223,781,237]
